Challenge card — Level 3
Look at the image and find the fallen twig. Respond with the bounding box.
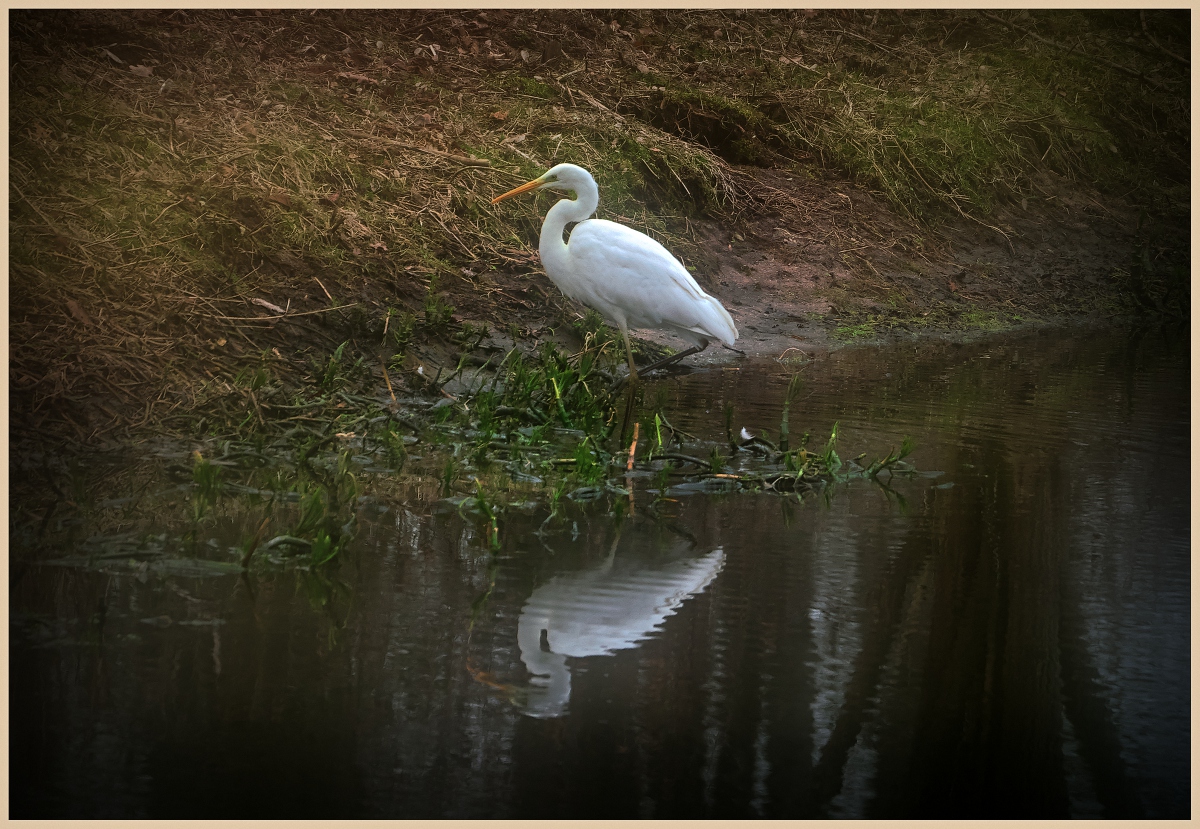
[392,142,491,166]
[980,11,1154,82]
[1140,11,1188,67]
[188,304,359,322]
[653,452,710,468]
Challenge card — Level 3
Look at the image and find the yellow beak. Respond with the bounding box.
[491,176,546,204]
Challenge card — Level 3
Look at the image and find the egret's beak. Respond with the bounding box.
[491,175,547,204]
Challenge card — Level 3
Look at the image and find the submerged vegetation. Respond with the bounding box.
[12,321,919,577]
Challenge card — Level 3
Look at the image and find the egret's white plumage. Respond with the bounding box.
[492,163,737,379]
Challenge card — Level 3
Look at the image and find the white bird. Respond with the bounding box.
[491,163,738,381]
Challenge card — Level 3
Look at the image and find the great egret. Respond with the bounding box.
[491,163,738,381]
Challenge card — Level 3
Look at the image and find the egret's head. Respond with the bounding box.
[491,163,595,204]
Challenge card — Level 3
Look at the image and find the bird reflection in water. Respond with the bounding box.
[516,543,725,718]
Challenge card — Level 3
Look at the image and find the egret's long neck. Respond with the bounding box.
[539,179,599,284]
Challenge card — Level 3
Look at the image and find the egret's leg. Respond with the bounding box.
[619,324,638,383]
[617,381,638,449]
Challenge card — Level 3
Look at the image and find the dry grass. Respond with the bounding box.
[10,9,1189,443]
[10,10,752,441]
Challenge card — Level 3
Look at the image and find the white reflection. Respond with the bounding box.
[518,545,725,718]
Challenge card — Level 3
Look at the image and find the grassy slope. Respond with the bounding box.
[9,9,1189,442]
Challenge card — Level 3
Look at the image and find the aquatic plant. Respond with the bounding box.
[470,485,503,553]
[818,421,842,476]
[865,437,917,480]
[260,448,360,565]
[778,374,803,454]
[189,450,223,528]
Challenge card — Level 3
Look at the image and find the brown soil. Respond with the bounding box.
[675,166,1156,365]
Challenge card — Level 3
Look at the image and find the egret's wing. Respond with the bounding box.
[567,220,737,344]
[570,219,707,300]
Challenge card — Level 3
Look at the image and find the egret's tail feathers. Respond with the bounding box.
[705,297,738,347]
[677,298,737,348]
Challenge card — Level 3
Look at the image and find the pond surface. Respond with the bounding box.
[11,324,1189,818]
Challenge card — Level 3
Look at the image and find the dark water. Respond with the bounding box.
[11,325,1189,818]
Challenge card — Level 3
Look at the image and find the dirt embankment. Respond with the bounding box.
[643,165,1168,366]
[9,10,1189,445]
